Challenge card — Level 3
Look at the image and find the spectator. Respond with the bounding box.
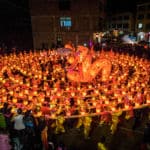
[4,106,13,132]
[38,117,48,150]
[0,109,6,132]
[11,108,25,149]
[23,110,36,150]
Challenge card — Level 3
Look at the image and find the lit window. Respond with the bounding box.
[138,23,143,29]
[60,17,72,27]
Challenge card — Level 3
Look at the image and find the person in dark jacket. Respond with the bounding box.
[23,110,36,150]
[0,110,6,131]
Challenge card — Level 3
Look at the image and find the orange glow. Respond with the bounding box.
[0,47,149,121]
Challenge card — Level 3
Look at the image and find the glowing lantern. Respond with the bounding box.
[54,88,57,92]
[23,101,28,105]
[46,92,50,96]
[13,98,17,103]
[111,107,116,111]
[105,100,109,105]
[2,80,6,84]
[95,90,99,94]
[71,92,75,97]
[29,96,32,100]
[66,87,69,91]
[135,102,140,107]
[19,93,23,97]
[57,92,61,97]
[61,78,65,81]
[51,114,56,118]
[25,90,29,95]
[125,105,129,109]
[9,91,14,95]
[96,108,101,113]
[37,111,42,117]
[66,111,71,116]
[26,83,30,87]
[39,75,42,79]
[81,111,86,115]
[82,92,86,97]
[68,57,74,64]
[2,89,6,93]
[77,87,81,90]
[11,107,16,113]
[40,98,45,102]
[33,91,37,96]
[118,97,122,103]
[77,99,81,105]
[93,102,97,107]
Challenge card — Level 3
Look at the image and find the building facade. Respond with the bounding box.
[135,2,150,42]
[29,0,106,49]
[0,0,33,50]
[106,12,135,36]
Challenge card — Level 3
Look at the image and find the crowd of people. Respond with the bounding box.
[0,103,57,150]
[0,42,150,150]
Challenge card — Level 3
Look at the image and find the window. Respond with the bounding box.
[117,24,122,28]
[123,23,129,28]
[82,17,89,30]
[60,17,72,27]
[147,14,150,19]
[56,34,63,46]
[138,5,145,11]
[124,15,129,20]
[112,17,116,21]
[137,14,144,20]
[59,0,70,11]
[41,43,48,49]
[112,24,116,28]
[138,23,143,29]
[146,23,150,30]
[99,1,103,10]
[118,16,122,20]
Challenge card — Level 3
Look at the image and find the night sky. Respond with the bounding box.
[0,0,32,49]
[107,0,137,12]
[107,0,150,12]
[0,0,29,16]
[0,0,141,15]
[0,0,148,16]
